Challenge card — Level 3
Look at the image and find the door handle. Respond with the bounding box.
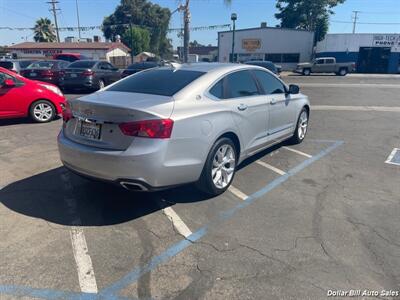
[237,103,248,111]
[270,99,277,105]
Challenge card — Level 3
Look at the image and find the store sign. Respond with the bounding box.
[372,35,400,47]
[22,49,63,56]
[242,39,261,52]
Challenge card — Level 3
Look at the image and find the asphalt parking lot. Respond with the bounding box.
[1,74,400,299]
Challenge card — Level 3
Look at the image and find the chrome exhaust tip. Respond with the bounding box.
[120,181,148,192]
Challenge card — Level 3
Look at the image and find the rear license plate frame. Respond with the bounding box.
[79,120,102,140]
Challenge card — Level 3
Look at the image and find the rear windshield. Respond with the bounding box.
[128,62,158,70]
[27,61,55,69]
[107,69,205,96]
[19,61,34,69]
[67,61,96,68]
[55,54,79,62]
[0,61,14,69]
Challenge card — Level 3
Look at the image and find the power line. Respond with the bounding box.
[47,0,60,42]
[332,20,400,25]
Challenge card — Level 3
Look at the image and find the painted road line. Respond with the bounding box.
[228,185,248,201]
[312,105,400,112]
[298,83,400,88]
[385,148,400,166]
[256,160,286,176]
[61,173,98,294]
[69,228,98,293]
[163,206,193,238]
[100,140,344,298]
[282,146,312,158]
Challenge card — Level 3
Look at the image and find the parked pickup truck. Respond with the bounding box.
[295,57,356,76]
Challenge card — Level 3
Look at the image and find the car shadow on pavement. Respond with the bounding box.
[0,116,62,126]
[0,142,288,227]
[0,166,211,227]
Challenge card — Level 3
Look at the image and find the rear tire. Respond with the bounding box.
[302,68,311,76]
[338,68,348,76]
[288,108,309,145]
[29,100,56,123]
[196,137,237,196]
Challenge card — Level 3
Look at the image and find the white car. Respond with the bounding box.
[58,63,310,195]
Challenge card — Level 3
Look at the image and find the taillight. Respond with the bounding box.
[119,119,174,139]
[82,70,94,76]
[41,70,54,76]
[62,101,72,123]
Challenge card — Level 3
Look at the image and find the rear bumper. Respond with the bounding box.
[57,130,204,189]
[60,78,97,89]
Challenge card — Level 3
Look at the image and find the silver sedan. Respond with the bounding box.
[58,63,310,195]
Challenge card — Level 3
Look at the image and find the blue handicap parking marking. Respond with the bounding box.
[0,139,343,300]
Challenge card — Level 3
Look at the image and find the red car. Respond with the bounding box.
[0,67,66,123]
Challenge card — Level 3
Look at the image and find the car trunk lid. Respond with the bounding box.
[63,91,174,150]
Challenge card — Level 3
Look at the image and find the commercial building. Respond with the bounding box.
[218,24,314,70]
[316,33,400,74]
[7,42,130,67]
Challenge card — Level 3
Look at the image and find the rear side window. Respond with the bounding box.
[68,61,96,68]
[209,80,224,99]
[226,70,260,98]
[253,70,286,95]
[325,58,335,64]
[0,61,14,70]
[107,69,205,96]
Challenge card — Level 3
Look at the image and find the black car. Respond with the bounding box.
[60,60,120,91]
[21,60,70,86]
[245,60,281,76]
[121,61,161,78]
[0,60,36,74]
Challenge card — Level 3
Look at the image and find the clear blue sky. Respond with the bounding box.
[1,0,400,48]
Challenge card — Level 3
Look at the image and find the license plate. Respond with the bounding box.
[79,121,101,140]
[30,72,37,77]
[70,73,77,78]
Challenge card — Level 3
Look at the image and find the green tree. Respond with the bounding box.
[123,27,151,54]
[275,0,345,42]
[33,18,57,42]
[102,0,171,57]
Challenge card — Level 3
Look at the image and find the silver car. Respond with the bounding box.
[58,63,310,195]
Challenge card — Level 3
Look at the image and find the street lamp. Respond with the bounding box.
[231,13,237,63]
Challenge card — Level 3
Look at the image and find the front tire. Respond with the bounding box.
[196,137,237,196]
[289,108,309,144]
[30,100,56,123]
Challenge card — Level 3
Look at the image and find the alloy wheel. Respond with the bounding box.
[33,103,53,122]
[211,144,236,189]
[298,110,308,140]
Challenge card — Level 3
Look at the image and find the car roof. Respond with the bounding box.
[159,63,260,74]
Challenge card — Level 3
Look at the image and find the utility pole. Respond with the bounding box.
[352,10,360,34]
[75,0,81,40]
[231,13,237,63]
[183,0,190,63]
[47,0,60,42]
[126,13,134,63]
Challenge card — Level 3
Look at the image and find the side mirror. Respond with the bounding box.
[288,84,300,94]
[3,79,15,88]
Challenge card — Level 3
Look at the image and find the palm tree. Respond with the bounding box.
[33,18,57,42]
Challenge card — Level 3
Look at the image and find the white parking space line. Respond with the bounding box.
[256,160,286,176]
[162,206,193,238]
[385,148,400,166]
[70,228,98,293]
[61,173,98,294]
[228,185,248,201]
[312,105,400,112]
[282,146,312,158]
